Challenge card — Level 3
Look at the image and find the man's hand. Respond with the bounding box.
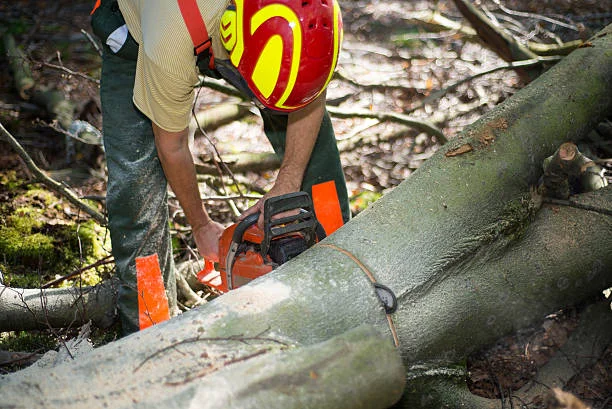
[239,177,301,228]
[193,220,225,262]
[240,92,327,227]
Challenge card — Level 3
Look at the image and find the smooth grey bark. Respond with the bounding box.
[0,325,405,409]
[0,279,117,331]
[0,25,611,409]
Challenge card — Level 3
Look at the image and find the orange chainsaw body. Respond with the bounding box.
[215,223,274,292]
[198,192,323,293]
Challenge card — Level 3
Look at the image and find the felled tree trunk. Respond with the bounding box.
[1,25,611,409]
[0,280,117,331]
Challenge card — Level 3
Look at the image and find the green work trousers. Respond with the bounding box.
[100,50,177,335]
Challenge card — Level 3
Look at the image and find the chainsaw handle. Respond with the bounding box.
[231,212,260,243]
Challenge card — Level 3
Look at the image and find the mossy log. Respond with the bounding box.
[1,25,611,409]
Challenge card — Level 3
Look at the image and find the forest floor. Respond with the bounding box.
[0,0,611,407]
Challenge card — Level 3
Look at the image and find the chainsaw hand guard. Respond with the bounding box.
[261,192,318,257]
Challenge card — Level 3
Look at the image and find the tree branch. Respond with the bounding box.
[0,121,107,225]
[452,0,540,81]
[326,105,447,144]
[407,56,562,114]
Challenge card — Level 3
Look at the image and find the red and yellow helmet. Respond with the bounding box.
[220,0,343,112]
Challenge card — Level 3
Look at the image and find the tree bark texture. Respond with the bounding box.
[0,325,405,409]
[1,25,611,409]
[0,279,117,331]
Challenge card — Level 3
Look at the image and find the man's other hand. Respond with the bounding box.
[193,220,225,262]
[239,178,300,229]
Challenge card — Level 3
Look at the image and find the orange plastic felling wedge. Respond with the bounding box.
[135,254,170,330]
[312,180,344,236]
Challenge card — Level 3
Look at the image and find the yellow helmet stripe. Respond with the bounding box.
[229,0,246,68]
[322,1,342,94]
[252,34,283,98]
[311,0,342,103]
[251,4,301,108]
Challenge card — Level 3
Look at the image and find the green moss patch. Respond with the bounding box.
[0,177,111,288]
[0,330,58,353]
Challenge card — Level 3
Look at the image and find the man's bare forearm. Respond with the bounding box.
[152,124,211,231]
[238,93,327,223]
[275,92,326,190]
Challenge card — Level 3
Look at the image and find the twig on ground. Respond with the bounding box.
[192,87,246,217]
[406,56,562,114]
[490,0,579,32]
[327,105,447,144]
[34,59,100,85]
[81,29,103,57]
[0,350,43,367]
[0,121,107,225]
[543,198,612,216]
[41,255,114,289]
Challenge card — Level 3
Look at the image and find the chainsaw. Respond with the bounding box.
[198,192,325,293]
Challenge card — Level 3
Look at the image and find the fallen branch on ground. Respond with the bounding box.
[452,0,540,81]
[402,10,584,56]
[41,256,114,289]
[327,105,448,144]
[195,152,281,175]
[0,121,107,225]
[0,279,118,331]
[406,56,562,114]
[0,351,43,368]
[2,33,35,99]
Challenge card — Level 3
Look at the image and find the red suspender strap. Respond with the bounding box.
[177,0,214,66]
[90,0,101,15]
